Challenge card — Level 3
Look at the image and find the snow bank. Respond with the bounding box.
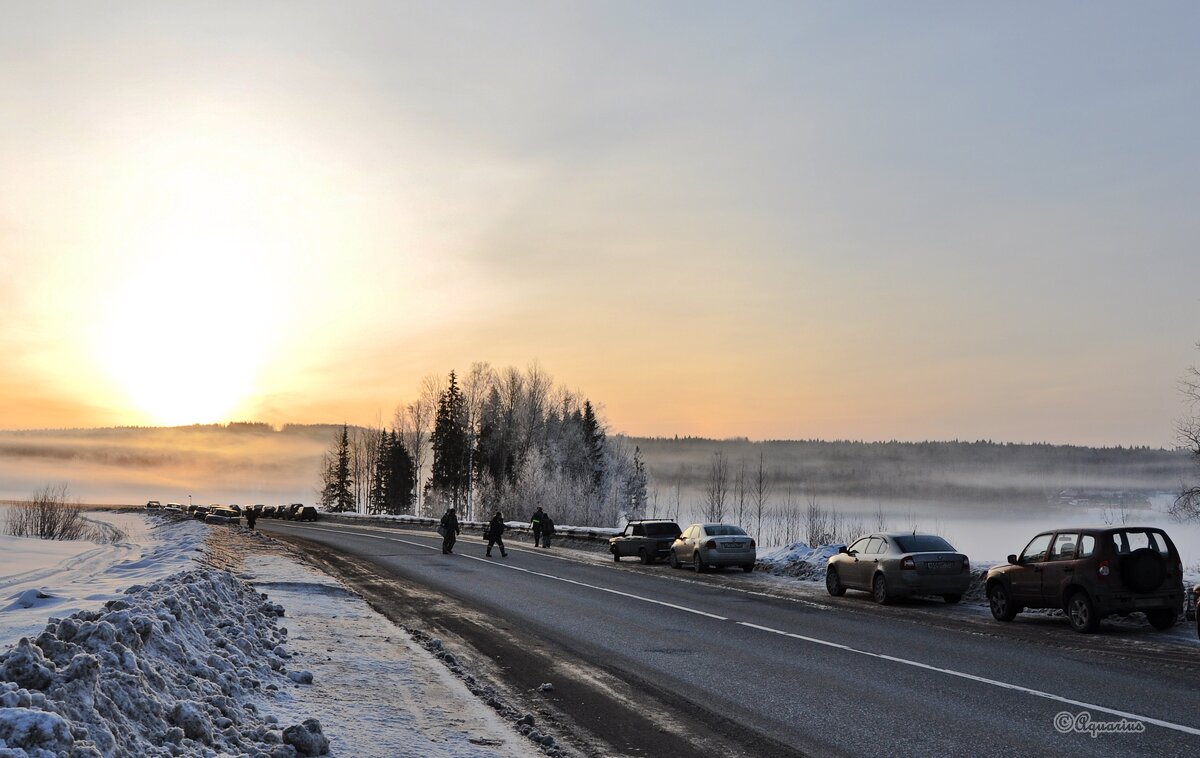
[756,542,844,581]
[0,568,330,757]
[0,514,205,647]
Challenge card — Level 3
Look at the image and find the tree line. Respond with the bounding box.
[318,362,648,527]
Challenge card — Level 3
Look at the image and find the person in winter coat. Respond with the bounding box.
[541,512,556,548]
[440,507,461,554]
[530,507,545,547]
[485,511,508,557]
[245,508,258,531]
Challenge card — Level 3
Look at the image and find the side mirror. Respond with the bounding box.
[838,546,848,554]
[1007,554,1019,565]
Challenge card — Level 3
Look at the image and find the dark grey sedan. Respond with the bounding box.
[826,532,971,604]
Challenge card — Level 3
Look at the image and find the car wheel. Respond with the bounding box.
[612,546,620,562]
[826,567,846,597]
[872,574,891,605]
[943,594,962,605]
[1067,590,1100,633]
[742,563,754,573]
[639,547,651,565]
[987,582,1018,622]
[1145,609,1177,631]
[693,552,705,573]
[669,550,680,569]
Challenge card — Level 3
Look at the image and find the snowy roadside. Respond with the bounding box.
[0,514,541,757]
[0,512,204,645]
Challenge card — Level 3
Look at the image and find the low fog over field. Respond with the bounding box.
[0,423,329,505]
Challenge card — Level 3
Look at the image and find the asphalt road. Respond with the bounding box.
[261,520,1200,756]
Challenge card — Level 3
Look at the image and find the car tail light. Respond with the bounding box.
[900,556,915,570]
[1098,560,1110,577]
[961,557,970,572]
[705,540,717,549]
[749,539,756,549]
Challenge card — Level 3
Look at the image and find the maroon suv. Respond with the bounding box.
[985,526,1184,634]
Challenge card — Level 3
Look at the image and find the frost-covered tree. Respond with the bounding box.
[1172,349,1200,521]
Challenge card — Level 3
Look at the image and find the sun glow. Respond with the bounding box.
[90,163,289,425]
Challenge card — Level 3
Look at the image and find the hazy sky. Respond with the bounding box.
[2,2,1198,446]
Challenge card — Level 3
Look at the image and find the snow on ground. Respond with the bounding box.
[242,554,534,758]
[0,512,204,645]
[0,514,540,758]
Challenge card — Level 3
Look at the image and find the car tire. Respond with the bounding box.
[639,547,651,565]
[693,552,705,573]
[669,550,680,569]
[987,582,1018,622]
[826,567,846,597]
[1067,590,1100,633]
[612,547,620,562]
[872,574,891,605]
[1146,609,1177,631]
[741,563,754,573]
[943,594,962,605]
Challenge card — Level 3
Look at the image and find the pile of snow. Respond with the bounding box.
[756,542,844,580]
[0,568,330,757]
[0,514,205,645]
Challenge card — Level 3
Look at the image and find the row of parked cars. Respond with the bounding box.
[611,519,1192,636]
[145,501,319,522]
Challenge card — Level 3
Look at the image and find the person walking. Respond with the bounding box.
[541,511,555,548]
[530,507,545,547]
[485,511,509,557]
[245,508,258,531]
[439,507,461,554]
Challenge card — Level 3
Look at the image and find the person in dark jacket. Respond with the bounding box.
[530,507,545,547]
[245,508,258,531]
[485,511,508,557]
[541,512,555,548]
[440,507,461,554]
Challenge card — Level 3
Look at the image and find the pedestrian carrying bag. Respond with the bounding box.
[436,525,447,538]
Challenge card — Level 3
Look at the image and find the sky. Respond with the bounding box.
[2,1,1199,446]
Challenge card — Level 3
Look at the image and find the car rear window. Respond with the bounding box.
[1113,530,1171,555]
[644,523,681,537]
[705,525,747,537]
[894,535,955,553]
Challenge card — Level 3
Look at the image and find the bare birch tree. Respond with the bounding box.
[752,451,771,541]
[702,450,728,522]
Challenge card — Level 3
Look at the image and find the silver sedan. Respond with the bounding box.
[669,523,757,573]
[826,532,971,604]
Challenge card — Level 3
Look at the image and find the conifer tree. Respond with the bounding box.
[430,371,470,511]
[331,424,354,513]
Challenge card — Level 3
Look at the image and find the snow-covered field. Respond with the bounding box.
[0,513,539,757]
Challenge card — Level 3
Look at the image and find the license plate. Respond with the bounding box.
[723,542,743,549]
[925,561,949,570]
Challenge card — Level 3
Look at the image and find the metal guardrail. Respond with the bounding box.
[318,512,619,544]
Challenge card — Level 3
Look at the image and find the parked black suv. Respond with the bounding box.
[610,520,683,564]
[985,526,1185,633]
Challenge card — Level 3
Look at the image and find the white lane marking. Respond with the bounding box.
[738,621,1200,738]
[281,522,1200,737]
[290,524,728,621]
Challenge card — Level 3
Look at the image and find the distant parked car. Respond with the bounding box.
[985,526,1185,634]
[293,506,320,522]
[1194,585,1199,640]
[227,504,242,513]
[610,520,682,563]
[284,503,305,520]
[145,500,162,509]
[826,533,971,605]
[204,506,241,525]
[669,524,756,573]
